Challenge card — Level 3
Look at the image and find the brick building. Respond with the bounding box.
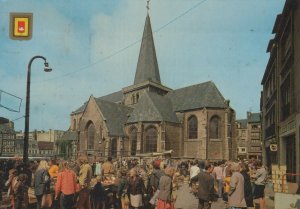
[15,129,64,157]
[0,117,15,156]
[236,112,262,160]
[261,0,300,181]
[71,13,236,161]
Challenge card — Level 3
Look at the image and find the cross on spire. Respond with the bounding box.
[146,0,150,12]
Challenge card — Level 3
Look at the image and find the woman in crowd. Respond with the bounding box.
[240,162,254,208]
[13,173,29,209]
[127,168,146,209]
[223,164,232,203]
[5,168,18,209]
[253,161,268,209]
[156,167,176,209]
[34,160,51,209]
[48,159,59,180]
[118,169,129,209]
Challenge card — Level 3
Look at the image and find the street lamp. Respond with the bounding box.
[23,55,52,163]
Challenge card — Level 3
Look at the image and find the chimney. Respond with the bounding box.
[247,111,251,119]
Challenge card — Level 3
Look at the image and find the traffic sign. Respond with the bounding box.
[270,144,277,151]
[10,13,33,40]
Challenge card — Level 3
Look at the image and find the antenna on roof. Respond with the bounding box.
[146,0,150,13]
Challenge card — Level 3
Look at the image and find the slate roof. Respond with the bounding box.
[59,131,78,141]
[166,81,226,112]
[98,90,123,103]
[248,113,261,123]
[127,92,179,123]
[72,103,87,114]
[95,98,133,136]
[72,91,124,115]
[37,141,54,150]
[134,14,161,85]
[236,119,247,129]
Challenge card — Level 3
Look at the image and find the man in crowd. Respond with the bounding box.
[191,162,215,209]
[189,160,200,179]
[228,163,247,209]
[102,157,114,176]
[55,161,77,209]
[77,156,93,209]
[213,161,224,198]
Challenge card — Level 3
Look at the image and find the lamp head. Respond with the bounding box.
[44,62,52,72]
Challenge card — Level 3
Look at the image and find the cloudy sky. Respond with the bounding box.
[1,0,285,131]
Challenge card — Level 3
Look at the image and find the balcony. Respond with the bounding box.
[265,124,275,139]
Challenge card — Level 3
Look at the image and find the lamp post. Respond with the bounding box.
[23,55,52,163]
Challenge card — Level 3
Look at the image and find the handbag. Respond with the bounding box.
[157,199,175,209]
[149,189,160,205]
[124,195,130,205]
[222,192,228,202]
[41,193,53,208]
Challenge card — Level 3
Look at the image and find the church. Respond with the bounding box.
[69,13,236,161]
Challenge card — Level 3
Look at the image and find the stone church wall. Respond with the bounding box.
[183,109,207,159]
[165,122,181,157]
[77,97,107,158]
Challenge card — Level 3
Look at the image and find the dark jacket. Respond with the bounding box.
[191,171,214,201]
[34,169,51,196]
[118,176,128,197]
[157,175,172,201]
[127,176,145,195]
[92,182,105,202]
[241,171,254,207]
[149,169,164,191]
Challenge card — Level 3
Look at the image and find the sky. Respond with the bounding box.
[0,0,285,131]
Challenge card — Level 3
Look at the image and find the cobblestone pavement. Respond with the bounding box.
[174,181,275,209]
[174,182,226,209]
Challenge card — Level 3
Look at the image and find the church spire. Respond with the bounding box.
[134,11,161,85]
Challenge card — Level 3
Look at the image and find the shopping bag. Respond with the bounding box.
[41,193,53,208]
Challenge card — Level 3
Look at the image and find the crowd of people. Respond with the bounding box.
[0,156,269,209]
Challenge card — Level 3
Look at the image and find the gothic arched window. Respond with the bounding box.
[111,138,118,158]
[145,127,157,153]
[87,122,95,150]
[129,127,137,156]
[188,115,198,139]
[210,116,220,139]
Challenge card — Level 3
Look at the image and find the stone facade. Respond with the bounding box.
[261,0,300,182]
[236,112,262,160]
[71,13,236,161]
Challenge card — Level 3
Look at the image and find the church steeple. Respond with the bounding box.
[134,13,161,85]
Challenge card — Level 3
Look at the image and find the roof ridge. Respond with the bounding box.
[171,80,213,92]
[95,97,132,110]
